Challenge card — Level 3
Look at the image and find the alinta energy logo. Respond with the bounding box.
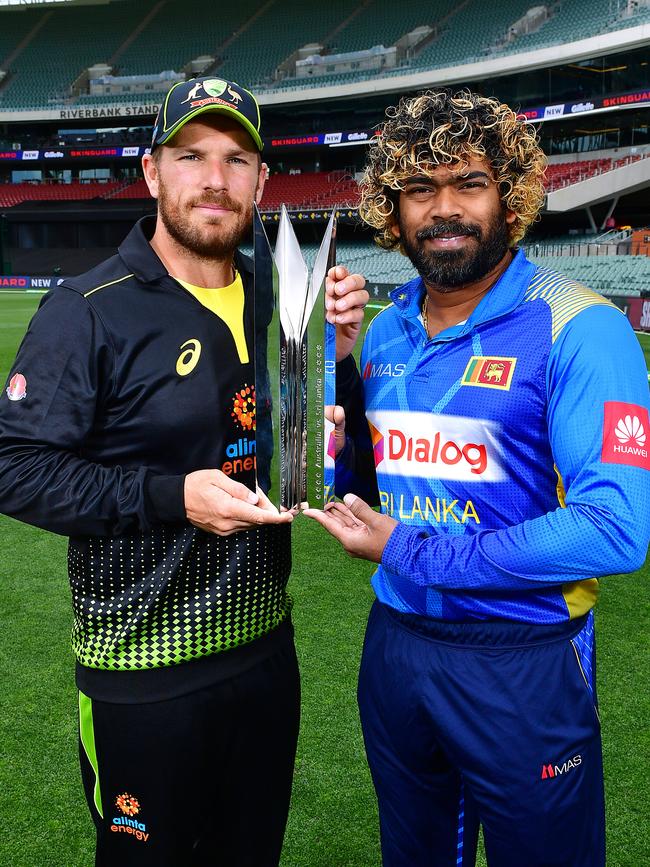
[223,384,257,477]
[231,384,256,432]
[111,792,150,843]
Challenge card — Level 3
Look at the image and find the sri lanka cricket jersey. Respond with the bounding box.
[356,248,650,623]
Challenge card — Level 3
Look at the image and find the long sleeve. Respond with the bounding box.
[382,306,650,591]
[0,288,165,537]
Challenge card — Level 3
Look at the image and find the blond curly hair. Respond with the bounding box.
[359,89,547,249]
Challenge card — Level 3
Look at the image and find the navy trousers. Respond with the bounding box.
[358,601,605,867]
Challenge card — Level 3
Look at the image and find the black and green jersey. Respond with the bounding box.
[0,217,291,701]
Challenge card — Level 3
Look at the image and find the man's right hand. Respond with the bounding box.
[184,469,293,536]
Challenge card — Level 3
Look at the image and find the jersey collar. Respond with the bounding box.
[118,216,253,286]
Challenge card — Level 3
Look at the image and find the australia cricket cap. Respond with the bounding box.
[151,77,263,152]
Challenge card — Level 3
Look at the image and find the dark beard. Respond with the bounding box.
[399,210,510,291]
[158,186,251,259]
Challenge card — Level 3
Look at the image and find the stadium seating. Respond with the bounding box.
[0,3,151,110]
[109,171,361,209]
[0,0,646,108]
[492,0,650,57]
[116,0,256,78]
[545,154,649,191]
[527,253,650,296]
[260,171,359,210]
[0,181,122,207]
[109,179,151,200]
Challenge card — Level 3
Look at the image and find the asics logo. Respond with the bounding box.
[176,339,201,376]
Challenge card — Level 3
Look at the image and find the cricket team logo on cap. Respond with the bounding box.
[6,372,27,401]
[181,78,245,112]
[461,356,517,390]
[153,75,263,152]
[602,401,650,470]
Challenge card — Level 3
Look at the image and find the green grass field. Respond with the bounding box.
[1,293,649,866]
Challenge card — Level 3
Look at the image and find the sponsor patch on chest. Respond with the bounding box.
[366,410,504,481]
[461,356,517,390]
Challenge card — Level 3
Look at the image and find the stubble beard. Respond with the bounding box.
[399,208,511,292]
[157,183,252,260]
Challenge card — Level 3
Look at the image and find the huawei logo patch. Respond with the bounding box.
[614,415,645,447]
[602,402,650,470]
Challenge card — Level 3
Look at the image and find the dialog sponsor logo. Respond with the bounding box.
[366,410,504,481]
[541,755,582,780]
[601,402,650,470]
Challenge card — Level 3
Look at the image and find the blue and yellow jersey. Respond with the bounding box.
[356,249,650,623]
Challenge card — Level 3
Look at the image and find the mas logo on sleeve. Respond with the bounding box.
[601,402,650,470]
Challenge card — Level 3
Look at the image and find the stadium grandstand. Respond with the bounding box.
[0,0,649,331]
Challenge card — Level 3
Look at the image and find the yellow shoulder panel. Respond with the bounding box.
[525,268,620,342]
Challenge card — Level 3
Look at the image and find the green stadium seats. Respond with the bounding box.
[0,0,644,109]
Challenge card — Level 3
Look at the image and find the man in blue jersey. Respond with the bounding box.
[308,90,650,866]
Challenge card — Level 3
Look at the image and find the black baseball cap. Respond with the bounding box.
[151,77,263,152]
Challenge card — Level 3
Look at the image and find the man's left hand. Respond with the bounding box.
[304,493,397,563]
[326,265,368,361]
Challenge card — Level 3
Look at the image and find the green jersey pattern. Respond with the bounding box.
[68,524,292,670]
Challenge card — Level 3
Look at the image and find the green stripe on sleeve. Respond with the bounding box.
[79,691,103,818]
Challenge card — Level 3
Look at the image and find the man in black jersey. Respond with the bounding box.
[0,76,367,866]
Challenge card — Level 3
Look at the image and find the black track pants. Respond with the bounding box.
[79,639,300,867]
